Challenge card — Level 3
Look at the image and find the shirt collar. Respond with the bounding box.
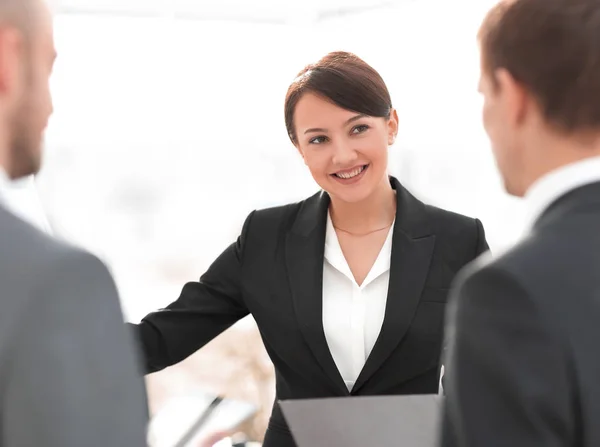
[523,156,600,232]
[0,170,52,234]
[0,165,10,205]
[324,211,394,287]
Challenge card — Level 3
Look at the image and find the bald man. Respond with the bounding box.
[0,1,148,445]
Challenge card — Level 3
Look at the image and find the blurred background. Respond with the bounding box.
[13,0,524,443]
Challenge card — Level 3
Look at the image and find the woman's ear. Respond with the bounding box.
[388,109,399,145]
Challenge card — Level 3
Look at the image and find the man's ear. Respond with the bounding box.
[0,27,24,97]
[495,68,529,129]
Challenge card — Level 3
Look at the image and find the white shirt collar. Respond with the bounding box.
[0,165,9,205]
[523,156,600,231]
[0,169,52,234]
[324,212,394,288]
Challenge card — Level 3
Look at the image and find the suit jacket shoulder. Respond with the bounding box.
[238,192,320,255]
[443,182,600,447]
[477,224,595,336]
[423,203,487,263]
[247,189,484,239]
[0,205,99,270]
[247,192,319,231]
[0,206,104,315]
[0,205,148,446]
[424,203,483,236]
[242,188,486,262]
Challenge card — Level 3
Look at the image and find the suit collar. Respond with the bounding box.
[389,176,432,239]
[352,177,435,391]
[535,180,600,230]
[290,176,433,238]
[286,176,436,394]
[525,156,600,232]
[289,189,328,237]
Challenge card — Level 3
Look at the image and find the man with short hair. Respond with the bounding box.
[442,0,600,446]
[0,0,148,445]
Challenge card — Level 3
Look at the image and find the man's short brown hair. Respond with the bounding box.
[479,0,600,133]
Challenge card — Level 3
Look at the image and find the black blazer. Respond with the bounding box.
[442,181,600,447]
[131,176,488,446]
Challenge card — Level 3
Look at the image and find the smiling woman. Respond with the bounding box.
[129,51,491,447]
[285,52,396,207]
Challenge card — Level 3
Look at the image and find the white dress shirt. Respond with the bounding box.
[322,212,394,392]
[523,156,600,233]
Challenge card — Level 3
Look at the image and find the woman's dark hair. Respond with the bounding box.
[284,51,393,144]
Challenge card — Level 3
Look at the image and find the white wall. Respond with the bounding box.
[38,0,523,322]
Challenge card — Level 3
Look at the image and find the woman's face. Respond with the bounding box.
[294,93,398,203]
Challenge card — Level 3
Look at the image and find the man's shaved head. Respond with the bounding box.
[0,0,55,179]
[0,0,39,35]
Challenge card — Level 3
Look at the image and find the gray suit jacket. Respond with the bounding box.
[442,181,600,447]
[0,205,148,446]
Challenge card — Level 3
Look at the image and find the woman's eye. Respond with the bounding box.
[352,124,370,134]
[309,135,328,144]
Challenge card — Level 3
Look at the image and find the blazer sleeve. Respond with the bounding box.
[440,265,575,447]
[129,211,255,374]
[3,250,148,447]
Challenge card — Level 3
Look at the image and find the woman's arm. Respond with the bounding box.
[128,211,255,374]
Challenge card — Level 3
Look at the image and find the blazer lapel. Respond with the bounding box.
[285,191,349,396]
[352,178,436,392]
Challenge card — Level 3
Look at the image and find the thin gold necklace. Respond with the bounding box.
[333,222,393,236]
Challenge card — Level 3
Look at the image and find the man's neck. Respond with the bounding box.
[522,135,600,195]
[0,139,13,180]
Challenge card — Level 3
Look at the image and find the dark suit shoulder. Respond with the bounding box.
[250,203,299,228]
[241,191,321,239]
[0,206,96,264]
[250,193,318,226]
[465,230,594,341]
[450,257,550,338]
[0,207,110,305]
[424,204,482,240]
[443,257,578,447]
[0,208,148,446]
[249,192,482,237]
[420,204,487,270]
[0,207,115,376]
[492,233,566,284]
[491,228,597,305]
